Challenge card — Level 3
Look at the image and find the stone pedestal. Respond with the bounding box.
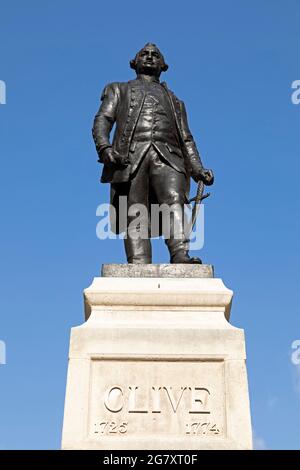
[61,265,252,450]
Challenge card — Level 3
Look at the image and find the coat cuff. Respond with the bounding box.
[97,144,112,162]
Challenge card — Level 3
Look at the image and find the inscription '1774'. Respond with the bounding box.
[103,385,211,414]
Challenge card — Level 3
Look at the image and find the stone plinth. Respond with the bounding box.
[101,263,214,278]
[61,265,252,450]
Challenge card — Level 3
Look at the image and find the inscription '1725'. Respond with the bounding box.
[103,385,211,414]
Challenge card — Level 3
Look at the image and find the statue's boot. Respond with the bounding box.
[165,233,202,265]
[170,251,202,264]
[124,237,152,264]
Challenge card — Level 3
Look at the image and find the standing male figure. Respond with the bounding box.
[92,43,214,264]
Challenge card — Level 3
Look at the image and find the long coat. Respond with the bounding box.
[92,79,204,234]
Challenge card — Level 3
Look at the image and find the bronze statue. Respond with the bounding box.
[92,43,214,264]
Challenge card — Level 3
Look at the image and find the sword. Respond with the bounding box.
[188,180,210,236]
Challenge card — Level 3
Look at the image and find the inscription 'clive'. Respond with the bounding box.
[103,386,211,414]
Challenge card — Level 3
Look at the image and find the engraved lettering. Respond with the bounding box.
[118,422,128,433]
[151,386,162,413]
[103,385,212,415]
[104,386,124,413]
[163,386,187,413]
[91,359,225,439]
[128,386,148,413]
[109,421,118,433]
[94,420,128,435]
[185,421,220,435]
[189,387,210,414]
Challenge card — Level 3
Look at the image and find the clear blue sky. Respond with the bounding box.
[0,0,299,450]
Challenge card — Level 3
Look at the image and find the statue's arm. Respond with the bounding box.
[92,83,119,162]
[179,100,204,174]
[180,100,214,185]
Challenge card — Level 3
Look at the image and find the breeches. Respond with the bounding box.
[123,145,189,263]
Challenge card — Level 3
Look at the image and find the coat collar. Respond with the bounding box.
[136,74,160,83]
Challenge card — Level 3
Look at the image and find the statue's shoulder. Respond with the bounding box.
[99,82,116,100]
[101,81,121,93]
[102,80,132,93]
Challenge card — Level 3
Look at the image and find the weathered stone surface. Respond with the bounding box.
[101,263,214,278]
[62,274,252,450]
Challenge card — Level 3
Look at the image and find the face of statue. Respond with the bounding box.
[135,46,163,77]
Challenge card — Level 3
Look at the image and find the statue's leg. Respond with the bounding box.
[149,150,201,264]
[124,149,152,264]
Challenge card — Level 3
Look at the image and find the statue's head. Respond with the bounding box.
[130,43,168,77]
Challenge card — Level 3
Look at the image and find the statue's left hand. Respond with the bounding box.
[193,168,214,186]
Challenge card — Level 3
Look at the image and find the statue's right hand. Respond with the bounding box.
[102,148,116,166]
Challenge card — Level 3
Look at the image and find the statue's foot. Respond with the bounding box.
[170,252,202,264]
